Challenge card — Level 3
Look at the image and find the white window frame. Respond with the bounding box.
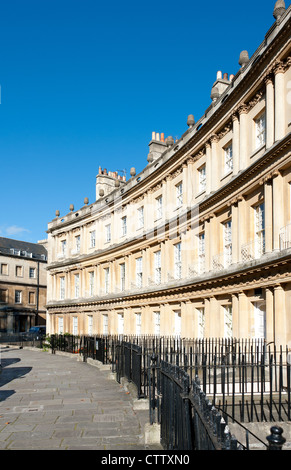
[58,317,64,334]
[197,307,205,339]
[136,257,143,288]
[75,235,80,253]
[74,273,80,298]
[105,224,111,243]
[255,111,266,149]
[15,290,22,304]
[154,311,160,336]
[90,230,96,248]
[223,220,232,267]
[154,250,161,284]
[104,267,110,294]
[254,203,265,258]
[60,276,65,300]
[198,165,206,192]
[88,315,93,335]
[29,267,36,278]
[137,206,144,229]
[224,305,233,338]
[103,314,109,336]
[156,196,163,220]
[176,182,183,208]
[61,239,67,256]
[118,313,124,335]
[89,271,94,296]
[198,233,205,273]
[120,263,125,291]
[136,312,141,336]
[224,142,233,173]
[73,316,78,336]
[174,243,182,279]
[121,216,127,237]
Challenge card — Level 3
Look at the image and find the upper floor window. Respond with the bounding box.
[121,216,127,237]
[174,243,182,279]
[89,271,95,296]
[105,224,111,243]
[224,142,233,173]
[61,239,67,256]
[90,230,96,248]
[136,257,143,288]
[75,235,80,252]
[255,203,265,257]
[120,263,126,291]
[198,165,206,193]
[156,196,163,220]
[198,233,205,273]
[16,266,23,277]
[176,182,183,208]
[223,220,232,267]
[137,206,144,229]
[0,264,8,275]
[29,267,36,278]
[74,274,80,298]
[154,250,161,284]
[60,276,65,300]
[255,112,266,149]
[104,267,110,294]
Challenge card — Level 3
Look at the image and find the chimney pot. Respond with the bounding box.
[217,71,222,80]
[223,72,228,80]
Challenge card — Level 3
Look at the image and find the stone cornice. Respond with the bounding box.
[46,251,291,312]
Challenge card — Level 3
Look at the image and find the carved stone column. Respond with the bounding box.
[272,170,284,251]
[210,135,219,191]
[232,113,240,175]
[274,61,285,142]
[238,104,249,171]
[273,284,286,346]
[265,74,275,149]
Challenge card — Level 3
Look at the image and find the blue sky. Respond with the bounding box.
[0,0,286,244]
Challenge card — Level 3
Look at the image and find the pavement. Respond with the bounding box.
[0,345,163,451]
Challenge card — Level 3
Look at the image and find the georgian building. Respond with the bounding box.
[46,2,291,346]
[0,237,47,333]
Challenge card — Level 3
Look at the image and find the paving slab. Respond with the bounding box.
[0,345,163,451]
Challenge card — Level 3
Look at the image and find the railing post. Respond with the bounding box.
[266,426,286,450]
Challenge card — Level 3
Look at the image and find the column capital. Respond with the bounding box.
[273,60,285,75]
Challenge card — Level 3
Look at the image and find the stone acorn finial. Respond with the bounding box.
[166,136,174,147]
[239,50,249,68]
[55,210,60,217]
[84,197,89,205]
[130,167,136,177]
[273,0,285,19]
[69,204,74,212]
[99,188,104,197]
[115,179,120,187]
[187,114,195,128]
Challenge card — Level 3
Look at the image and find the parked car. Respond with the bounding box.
[21,326,46,341]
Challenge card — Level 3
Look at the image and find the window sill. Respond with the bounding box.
[220,170,233,182]
[196,189,206,199]
[250,144,265,159]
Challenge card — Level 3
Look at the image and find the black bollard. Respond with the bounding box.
[267,426,286,450]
